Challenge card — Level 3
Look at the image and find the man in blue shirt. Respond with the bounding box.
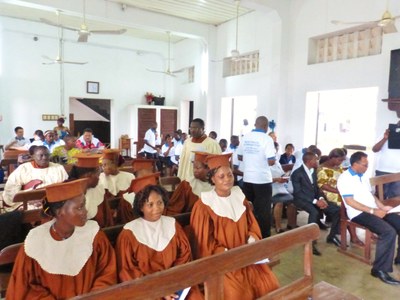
[5,126,30,150]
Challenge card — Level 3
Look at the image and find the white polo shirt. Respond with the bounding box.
[337,168,377,220]
[143,128,157,154]
[374,141,400,173]
[237,129,275,184]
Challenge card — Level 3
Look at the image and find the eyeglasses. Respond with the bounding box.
[356,162,368,168]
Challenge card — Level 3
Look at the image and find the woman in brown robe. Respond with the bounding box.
[166,151,212,215]
[116,182,203,300]
[190,153,280,300]
[70,153,114,228]
[100,149,135,224]
[6,179,117,300]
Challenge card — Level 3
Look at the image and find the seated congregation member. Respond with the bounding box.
[190,153,279,299]
[42,130,58,153]
[4,126,30,150]
[159,134,175,176]
[99,149,135,224]
[317,148,363,246]
[291,152,340,256]
[2,146,69,212]
[166,151,212,215]
[51,135,82,165]
[76,128,105,151]
[338,151,400,285]
[6,179,117,299]
[70,153,113,228]
[270,160,298,233]
[116,182,203,300]
[279,143,296,165]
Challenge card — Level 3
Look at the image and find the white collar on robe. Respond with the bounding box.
[24,220,99,276]
[99,171,135,196]
[85,183,106,220]
[124,216,175,251]
[188,177,212,197]
[201,186,246,222]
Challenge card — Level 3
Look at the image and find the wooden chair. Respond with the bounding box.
[369,172,400,202]
[71,224,360,300]
[337,202,372,265]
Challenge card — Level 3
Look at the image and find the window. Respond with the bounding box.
[223,51,259,77]
[309,26,382,64]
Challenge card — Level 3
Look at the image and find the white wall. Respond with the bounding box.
[283,0,400,150]
[0,16,198,146]
[209,9,284,136]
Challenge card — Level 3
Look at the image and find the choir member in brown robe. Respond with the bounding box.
[166,151,212,216]
[70,153,114,227]
[190,153,280,300]
[116,180,203,300]
[6,179,117,300]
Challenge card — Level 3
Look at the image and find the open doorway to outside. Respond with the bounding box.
[305,87,378,174]
[220,95,257,141]
[69,97,111,146]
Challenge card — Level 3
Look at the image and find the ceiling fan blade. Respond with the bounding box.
[62,60,88,65]
[42,61,56,65]
[42,55,53,61]
[78,33,89,43]
[90,29,127,35]
[146,68,167,74]
[331,20,378,26]
[383,23,398,33]
[40,18,79,32]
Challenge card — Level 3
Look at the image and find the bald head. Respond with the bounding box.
[255,116,269,131]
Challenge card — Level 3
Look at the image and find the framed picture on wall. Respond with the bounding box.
[87,81,99,94]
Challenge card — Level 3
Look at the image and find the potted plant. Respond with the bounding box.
[145,92,154,104]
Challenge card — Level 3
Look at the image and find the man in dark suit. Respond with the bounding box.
[291,151,340,255]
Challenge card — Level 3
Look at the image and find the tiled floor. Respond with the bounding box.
[273,211,400,300]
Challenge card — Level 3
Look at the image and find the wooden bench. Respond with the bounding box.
[370,172,400,204]
[71,224,359,300]
[13,189,46,210]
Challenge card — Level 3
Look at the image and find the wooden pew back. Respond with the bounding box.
[72,224,320,300]
[370,172,400,203]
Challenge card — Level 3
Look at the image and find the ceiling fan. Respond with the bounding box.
[212,0,255,62]
[41,0,127,43]
[42,11,87,65]
[331,5,400,34]
[146,31,183,77]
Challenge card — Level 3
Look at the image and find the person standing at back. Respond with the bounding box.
[177,118,221,181]
[237,116,276,238]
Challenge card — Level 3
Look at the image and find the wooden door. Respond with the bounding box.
[160,109,177,137]
[137,108,156,154]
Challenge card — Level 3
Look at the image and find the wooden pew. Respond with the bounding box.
[370,172,400,205]
[72,224,360,300]
[13,189,46,210]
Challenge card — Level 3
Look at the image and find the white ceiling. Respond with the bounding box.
[0,0,252,42]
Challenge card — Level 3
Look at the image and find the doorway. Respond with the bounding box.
[220,95,257,140]
[305,87,378,166]
[69,98,111,145]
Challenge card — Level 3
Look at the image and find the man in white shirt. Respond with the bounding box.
[237,116,275,238]
[337,151,400,285]
[143,122,160,159]
[4,126,30,150]
[372,128,400,199]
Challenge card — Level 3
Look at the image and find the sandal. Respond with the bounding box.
[276,229,286,234]
[351,239,365,246]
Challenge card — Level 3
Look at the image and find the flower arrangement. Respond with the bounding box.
[145,92,154,104]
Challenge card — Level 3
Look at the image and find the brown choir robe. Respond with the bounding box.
[86,183,114,228]
[166,180,199,215]
[6,220,117,300]
[116,216,203,300]
[190,187,280,300]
